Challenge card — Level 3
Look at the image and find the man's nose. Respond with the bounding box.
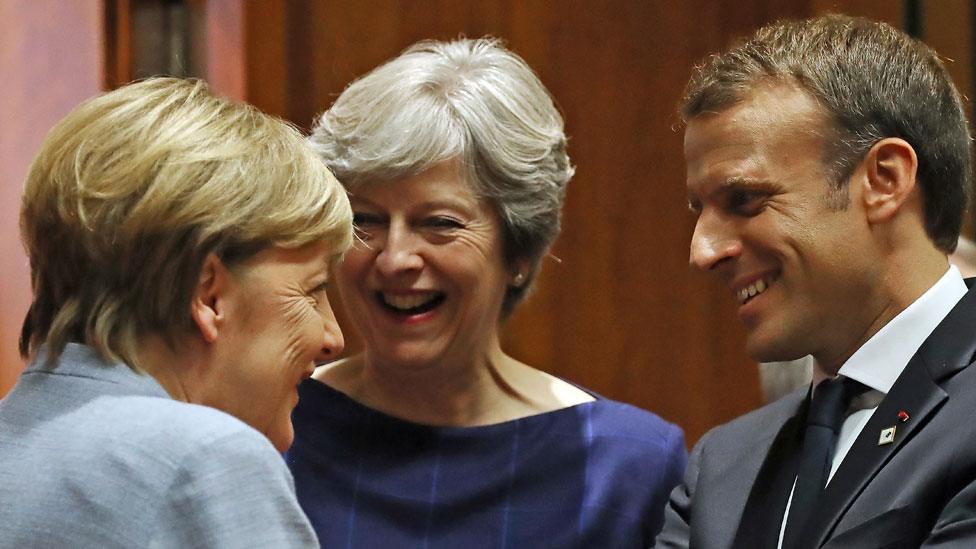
[689,213,741,271]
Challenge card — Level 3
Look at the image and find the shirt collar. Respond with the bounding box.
[837,265,967,394]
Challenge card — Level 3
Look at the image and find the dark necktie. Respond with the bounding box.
[782,376,866,548]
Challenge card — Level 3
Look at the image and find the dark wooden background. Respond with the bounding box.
[5,0,971,446]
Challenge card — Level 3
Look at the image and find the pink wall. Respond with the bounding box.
[0,0,103,396]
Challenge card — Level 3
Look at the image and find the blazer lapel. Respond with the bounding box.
[804,361,945,546]
[804,281,976,546]
[731,394,807,549]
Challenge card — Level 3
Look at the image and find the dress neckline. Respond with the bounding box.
[298,377,604,434]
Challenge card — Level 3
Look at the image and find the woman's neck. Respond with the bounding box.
[315,342,583,427]
[135,334,197,402]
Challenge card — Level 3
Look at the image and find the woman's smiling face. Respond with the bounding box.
[337,162,515,371]
[205,241,344,451]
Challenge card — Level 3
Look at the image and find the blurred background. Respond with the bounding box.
[2,0,972,445]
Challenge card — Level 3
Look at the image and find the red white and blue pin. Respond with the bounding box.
[878,410,910,446]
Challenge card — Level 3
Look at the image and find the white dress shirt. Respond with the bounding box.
[776,265,968,548]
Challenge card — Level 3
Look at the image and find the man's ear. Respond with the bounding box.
[191,253,230,344]
[860,137,919,224]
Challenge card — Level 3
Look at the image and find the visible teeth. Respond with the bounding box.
[738,278,770,304]
[383,292,438,310]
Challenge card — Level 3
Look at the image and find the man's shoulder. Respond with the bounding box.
[696,388,805,453]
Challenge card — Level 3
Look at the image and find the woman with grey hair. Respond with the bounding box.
[287,38,686,548]
[1,77,352,547]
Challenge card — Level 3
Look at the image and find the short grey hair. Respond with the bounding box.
[310,37,574,315]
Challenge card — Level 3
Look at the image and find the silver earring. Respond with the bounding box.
[513,272,526,287]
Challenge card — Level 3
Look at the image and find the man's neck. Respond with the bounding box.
[812,253,952,383]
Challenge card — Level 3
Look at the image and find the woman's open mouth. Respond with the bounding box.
[377,291,446,315]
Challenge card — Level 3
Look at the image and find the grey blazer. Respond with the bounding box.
[0,343,318,548]
[656,281,976,549]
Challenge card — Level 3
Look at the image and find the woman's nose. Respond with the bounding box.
[374,224,423,275]
[315,305,345,363]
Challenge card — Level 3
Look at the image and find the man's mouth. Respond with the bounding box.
[736,276,774,304]
[377,291,446,315]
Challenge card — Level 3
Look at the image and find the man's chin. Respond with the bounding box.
[745,337,807,364]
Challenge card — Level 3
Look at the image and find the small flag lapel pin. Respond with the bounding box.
[897,410,910,422]
[878,426,897,446]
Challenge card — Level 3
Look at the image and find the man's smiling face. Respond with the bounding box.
[684,83,881,366]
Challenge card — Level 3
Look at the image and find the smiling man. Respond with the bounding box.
[656,15,976,549]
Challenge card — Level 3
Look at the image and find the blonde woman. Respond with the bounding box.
[1,78,351,547]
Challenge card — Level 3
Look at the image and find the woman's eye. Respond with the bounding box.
[310,281,328,295]
[352,213,382,239]
[425,216,464,230]
[352,212,381,227]
[307,281,329,303]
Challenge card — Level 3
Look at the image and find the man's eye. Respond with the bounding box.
[728,191,767,215]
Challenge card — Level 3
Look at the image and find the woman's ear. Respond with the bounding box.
[511,259,531,288]
[190,253,230,344]
[860,137,919,224]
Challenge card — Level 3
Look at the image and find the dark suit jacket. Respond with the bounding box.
[655,281,976,548]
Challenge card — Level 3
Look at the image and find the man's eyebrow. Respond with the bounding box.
[688,177,765,202]
[717,176,769,190]
[687,176,778,212]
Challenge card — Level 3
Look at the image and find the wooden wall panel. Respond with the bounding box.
[809,0,900,25]
[922,1,974,236]
[924,2,973,118]
[207,0,939,444]
[205,0,246,101]
[221,0,810,445]
[0,0,103,397]
[1,1,933,442]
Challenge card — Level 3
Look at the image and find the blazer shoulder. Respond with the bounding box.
[697,388,805,452]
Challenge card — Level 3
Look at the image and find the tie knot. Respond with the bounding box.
[807,377,866,430]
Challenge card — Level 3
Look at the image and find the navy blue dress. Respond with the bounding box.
[287,380,686,548]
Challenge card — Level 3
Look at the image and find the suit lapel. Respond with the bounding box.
[805,360,945,545]
[731,394,807,549]
[805,281,976,546]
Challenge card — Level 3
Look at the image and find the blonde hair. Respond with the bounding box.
[20,77,352,366]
